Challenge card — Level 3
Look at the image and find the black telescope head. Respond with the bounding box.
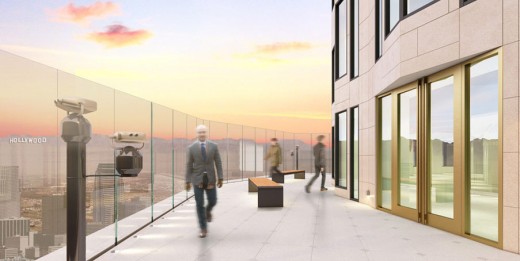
[115,146,143,177]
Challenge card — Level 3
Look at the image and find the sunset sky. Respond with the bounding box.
[0,0,331,134]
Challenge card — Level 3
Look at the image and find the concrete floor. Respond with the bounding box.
[97,174,520,261]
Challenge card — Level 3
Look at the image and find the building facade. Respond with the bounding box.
[332,0,520,253]
[0,218,29,247]
[0,166,20,218]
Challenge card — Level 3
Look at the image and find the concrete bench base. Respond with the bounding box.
[248,178,283,207]
[272,170,306,183]
[258,187,283,207]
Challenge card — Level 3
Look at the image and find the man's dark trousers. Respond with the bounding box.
[194,186,217,230]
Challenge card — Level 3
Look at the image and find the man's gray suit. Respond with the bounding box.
[185,140,223,186]
[186,140,223,231]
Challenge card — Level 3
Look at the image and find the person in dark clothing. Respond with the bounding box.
[305,135,327,192]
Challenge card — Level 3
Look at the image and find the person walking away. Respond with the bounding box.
[305,135,327,193]
[264,138,282,177]
[185,125,224,238]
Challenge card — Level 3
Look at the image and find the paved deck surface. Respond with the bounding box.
[98,174,520,261]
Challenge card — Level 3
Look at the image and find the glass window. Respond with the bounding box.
[380,96,392,209]
[462,0,477,6]
[399,89,417,209]
[376,0,383,59]
[336,0,347,78]
[336,111,348,188]
[406,0,434,14]
[386,0,400,34]
[350,0,359,78]
[467,55,499,242]
[332,48,335,103]
[429,76,455,219]
[351,107,359,200]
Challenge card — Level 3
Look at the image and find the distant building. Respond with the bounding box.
[92,163,115,226]
[0,246,18,259]
[118,196,148,220]
[41,194,66,235]
[0,218,29,247]
[0,166,20,218]
[5,235,29,256]
[33,233,64,257]
[24,246,40,259]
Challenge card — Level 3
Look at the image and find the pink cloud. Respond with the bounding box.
[87,24,152,48]
[53,1,119,23]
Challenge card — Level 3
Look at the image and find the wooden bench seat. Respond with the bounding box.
[272,169,306,183]
[248,177,283,207]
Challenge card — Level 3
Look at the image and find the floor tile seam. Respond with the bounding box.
[253,189,303,259]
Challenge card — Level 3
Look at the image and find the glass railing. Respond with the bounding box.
[0,50,332,260]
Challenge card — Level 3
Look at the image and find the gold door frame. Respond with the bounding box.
[423,66,463,234]
[461,49,503,249]
[376,49,503,249]
[392,82,420,221]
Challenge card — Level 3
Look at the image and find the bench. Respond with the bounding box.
[272,170,306,183]
[248,177,283,207]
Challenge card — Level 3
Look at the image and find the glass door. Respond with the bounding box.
[377,51,502,247]
[391,83,420,221]
[425,68,462,234]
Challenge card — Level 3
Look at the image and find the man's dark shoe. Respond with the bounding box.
[305,185,310,193]
[199,229,208,238]
[206,211,212,222]
[320,187,328,192]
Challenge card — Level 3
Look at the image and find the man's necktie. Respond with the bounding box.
[201,143,207,161]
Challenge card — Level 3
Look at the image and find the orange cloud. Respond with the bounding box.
[255,42,313,54]
[87,25,152,48]
[234,42,315,63]
[53,1,119,23]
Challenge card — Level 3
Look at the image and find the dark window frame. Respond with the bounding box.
[385,0,440,38]
[350,0,359,80]
[350,106,359,201]
[332,126,335,180]
[335,0,348,80]
[375,0,383,61]
[460,0,477,7]
[332,48,335,103]
[335,109,348,189]
[384,0,400,36]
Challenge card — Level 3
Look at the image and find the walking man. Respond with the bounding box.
[305,135,328,192]
[185,125,223,238]
[265,138,282,177]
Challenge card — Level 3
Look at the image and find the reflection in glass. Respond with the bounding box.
[399,89,417,209]
[351,107,359,200]
[337,112,347,187]
[380,96,392,209]
[337,0,347,77]
[296,133,314,174]
[242,127,256,178]
[388,0,400,32]
[376,0,383,58]
[173,111,188,194]
[429,76,454,219]
[468,55,499,242]
[152,104,173,214]
[228,125,243,181]
[351,0,359,77]
[114,91,152,240]
[407,0,434,14]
